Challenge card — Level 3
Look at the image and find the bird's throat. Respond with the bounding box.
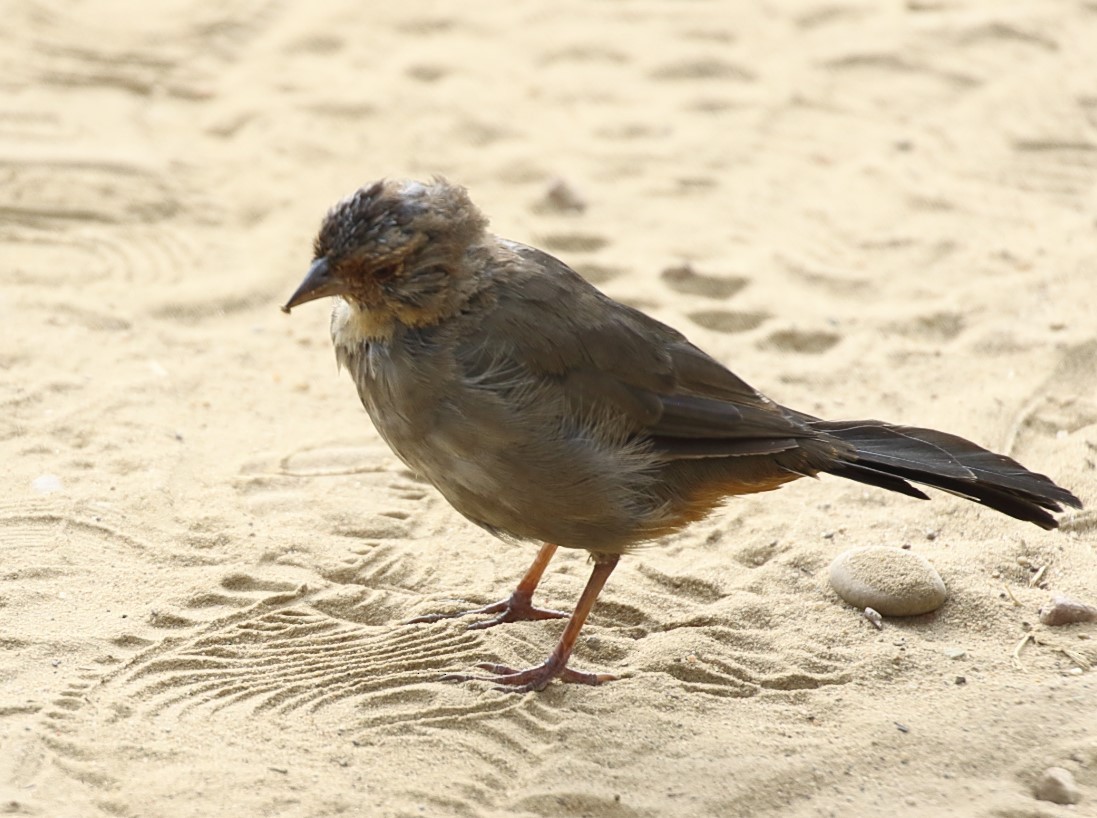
[330,297,397,349]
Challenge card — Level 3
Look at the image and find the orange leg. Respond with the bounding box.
[445,553,620,692]
[408,542,567,629]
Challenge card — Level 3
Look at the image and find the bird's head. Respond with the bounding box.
[282,178,489,326]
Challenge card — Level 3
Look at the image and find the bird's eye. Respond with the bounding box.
[373,264,401,281]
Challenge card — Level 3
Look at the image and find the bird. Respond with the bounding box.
[282,177,1082,693]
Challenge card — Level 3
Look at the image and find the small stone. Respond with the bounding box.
[862,607,884,630]
[1039,595,1097,626]
[954,675,966,685]
[1033,767,1081,805]
[828,546,948,616]
[943,647,967,660]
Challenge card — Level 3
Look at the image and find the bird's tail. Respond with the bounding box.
[808,418,1082,530]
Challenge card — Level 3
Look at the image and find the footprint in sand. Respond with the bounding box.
[661,264,749,300]
[689,309,769,334]
[760,328,841,354]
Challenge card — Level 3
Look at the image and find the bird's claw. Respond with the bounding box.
[407,595,567,630]
[442,661,618,693]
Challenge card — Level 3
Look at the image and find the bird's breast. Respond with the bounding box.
[331,311,672,551]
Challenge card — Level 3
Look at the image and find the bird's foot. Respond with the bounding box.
[406,592,567,630]
[443,660,618,693]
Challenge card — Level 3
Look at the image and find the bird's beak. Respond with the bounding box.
[281,258,342,313]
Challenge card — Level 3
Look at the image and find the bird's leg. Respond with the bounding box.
[444,553,620,692]
[407,542,568,629]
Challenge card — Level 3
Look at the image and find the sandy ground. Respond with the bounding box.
[2,1,1096,816]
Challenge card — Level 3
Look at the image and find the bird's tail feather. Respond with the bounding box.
[810,419,1082,530]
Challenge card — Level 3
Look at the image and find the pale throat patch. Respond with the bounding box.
[330,297,395,350]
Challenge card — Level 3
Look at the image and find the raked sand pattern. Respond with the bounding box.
[2,2,1096,816]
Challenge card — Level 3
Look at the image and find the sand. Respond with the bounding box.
[2,1,1096,816]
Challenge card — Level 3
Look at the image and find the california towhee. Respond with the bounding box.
[283,178,1081,692]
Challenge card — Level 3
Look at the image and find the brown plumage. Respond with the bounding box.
[283,178,1082,692]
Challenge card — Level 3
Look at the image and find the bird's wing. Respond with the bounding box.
[458,243,825,458]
